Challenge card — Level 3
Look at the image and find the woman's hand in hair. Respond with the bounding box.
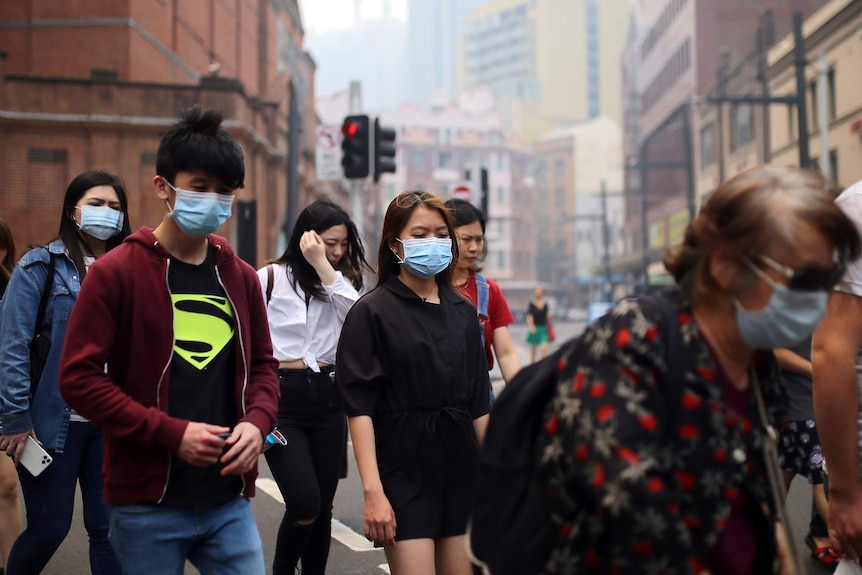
[300,231,338,285]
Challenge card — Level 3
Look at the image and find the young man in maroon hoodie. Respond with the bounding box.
[60,106,279,575]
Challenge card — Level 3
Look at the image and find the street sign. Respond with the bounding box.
[316,125,342,182]
[449,181,475,203]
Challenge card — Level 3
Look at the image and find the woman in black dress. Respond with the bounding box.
[336,191,490,575]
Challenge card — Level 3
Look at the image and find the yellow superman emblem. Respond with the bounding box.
[171,295,235,370]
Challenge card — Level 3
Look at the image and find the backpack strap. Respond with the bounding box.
[266,264,274,305]
[637,292,685,432]
[475,272,489,318]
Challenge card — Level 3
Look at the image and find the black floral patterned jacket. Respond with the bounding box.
[536,293,783,575]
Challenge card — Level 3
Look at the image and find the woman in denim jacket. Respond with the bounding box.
[0,171,131,575]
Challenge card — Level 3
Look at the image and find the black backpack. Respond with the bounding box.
[468,294,685,575]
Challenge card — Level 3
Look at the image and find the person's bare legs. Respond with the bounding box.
[435,535,473,575]
[811,483,832,547]
[539,342,549,360]
[0,455,22,571]
[386,539,436,575]
[530,345,537,364]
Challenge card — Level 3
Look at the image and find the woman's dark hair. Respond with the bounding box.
[377,191,459,289]
[664,166,862,299]
[156,105,245,189]
[58,171,132,283]
[275,199,370,300]
[0,215,15,279]
[444,198,488,268]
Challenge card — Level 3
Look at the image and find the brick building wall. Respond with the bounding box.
[0,0,315,266]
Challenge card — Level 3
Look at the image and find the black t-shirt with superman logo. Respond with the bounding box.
[161,247,241,508]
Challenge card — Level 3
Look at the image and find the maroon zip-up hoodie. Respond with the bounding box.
[60,228,279,506]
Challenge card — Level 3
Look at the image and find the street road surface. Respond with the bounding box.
[38,320,829,574]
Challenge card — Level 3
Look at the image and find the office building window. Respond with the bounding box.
[828,67,836,121]
[437,151,452,168]
[28,149,67,163]
[413,151,426,170]
[730,104,754,151]
[809,80,819,129]
[700,123,715,168]
[497,186,505,203]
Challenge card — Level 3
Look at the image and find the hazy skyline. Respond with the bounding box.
[299,0,408,37]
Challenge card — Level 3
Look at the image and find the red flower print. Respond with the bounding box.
[590,382,606,398]
[639,414,658,431]
[586,550,601,570]
[592,463,606,487]
[647,477,664,493]
[689,557,704,573]
[630,541,655,555]
[572,371,585,393]
[682,516,701,529]
[675,470,696,491]
[575,444,589,460]
[696,366,715,381]
[617,447,641,464]
[545,413,559,435]
[615,327,630,348]
[620,366,641,385]
[682,391,703,410]
[596,405,616,424]
[740,416,752,433]
[556,358,568,371]
[723,486,739,501]
[679,424,700,439]
[716,518,728,530]
[559,523,571,538]
[645,325,659,342]
[714,448,727,463]
[677,312,692,324]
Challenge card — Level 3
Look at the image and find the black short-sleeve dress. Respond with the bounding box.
[335,274,491,540]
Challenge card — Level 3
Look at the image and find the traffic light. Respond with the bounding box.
[341,114,370,179]
[374,117,397,183]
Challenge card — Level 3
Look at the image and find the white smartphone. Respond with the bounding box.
[20,436,53,477]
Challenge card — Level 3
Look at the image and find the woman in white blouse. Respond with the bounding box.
[257,200,370,575]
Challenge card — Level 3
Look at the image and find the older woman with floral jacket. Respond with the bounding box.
[536,166,861,575]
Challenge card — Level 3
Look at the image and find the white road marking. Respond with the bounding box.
[378,565,390,573]
[256,478,382,554]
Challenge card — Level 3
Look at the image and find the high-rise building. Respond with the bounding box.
[406,0,487,109]
[458,0,628,141]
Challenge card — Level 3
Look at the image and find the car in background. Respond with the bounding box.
[587,301,614,325]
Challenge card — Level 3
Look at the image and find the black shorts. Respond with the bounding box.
[382,419,479,541]
[777,419,825,485]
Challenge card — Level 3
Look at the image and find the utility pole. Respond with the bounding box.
[818,52,830,181]
[793,11,811,168]
[600,181,611,302]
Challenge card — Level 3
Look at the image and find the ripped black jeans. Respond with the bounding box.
[264,368,347,575]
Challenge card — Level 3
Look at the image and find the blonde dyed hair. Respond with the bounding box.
[664,166,861,299]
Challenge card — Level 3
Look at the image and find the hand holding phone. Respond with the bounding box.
[20,436,53,477]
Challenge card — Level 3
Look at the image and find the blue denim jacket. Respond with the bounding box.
[0,239,80,452]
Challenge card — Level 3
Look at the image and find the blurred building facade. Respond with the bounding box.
[618,0,830,289]
[695,0,862,198]
[0,0,320,265]
[533,117,624,305]
[458,0,628,141]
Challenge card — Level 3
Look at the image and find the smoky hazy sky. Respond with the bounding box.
[300,0,408,37]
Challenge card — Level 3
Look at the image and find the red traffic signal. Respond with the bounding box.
[341,114,370,179]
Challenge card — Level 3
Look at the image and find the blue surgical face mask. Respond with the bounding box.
[395,237,453,278]
[163,180,234,238]
[75,206,124,241]
[733,258,829,349]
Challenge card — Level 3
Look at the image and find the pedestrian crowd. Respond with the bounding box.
[0,104,860,575]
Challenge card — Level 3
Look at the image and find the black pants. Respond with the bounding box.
[264,368,347,575]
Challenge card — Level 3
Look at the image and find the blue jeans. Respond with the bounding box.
[9,421,119,575]
[109,497,264,575]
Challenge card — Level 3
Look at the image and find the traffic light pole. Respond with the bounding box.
[348,81,365,238]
